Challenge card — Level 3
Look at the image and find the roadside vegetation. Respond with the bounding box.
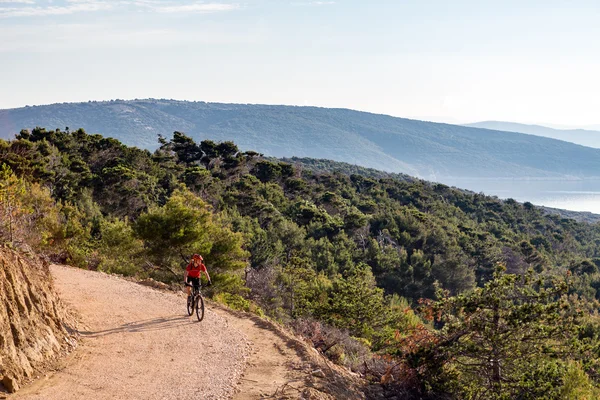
[3,127,600,398]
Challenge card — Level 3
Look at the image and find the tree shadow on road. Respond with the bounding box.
[78,315,198,337]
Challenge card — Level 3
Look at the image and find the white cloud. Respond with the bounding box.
[0,0,239,17]
[0,0,35,3]
[0,21,260,52]
[291,1,336,5]
[0,0,112,17]
[150,2,238,13]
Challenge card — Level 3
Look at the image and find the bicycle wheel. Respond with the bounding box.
[195,295,205,322]
[186,295,193,316]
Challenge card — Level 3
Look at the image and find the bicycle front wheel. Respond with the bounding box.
[196,295,205,322]
[186,295,193,316]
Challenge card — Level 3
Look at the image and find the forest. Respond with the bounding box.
[2,127,600,399]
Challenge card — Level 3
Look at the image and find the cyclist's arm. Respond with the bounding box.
[202,264,211,283]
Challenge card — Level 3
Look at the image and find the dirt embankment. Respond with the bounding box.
[0,249,76,394]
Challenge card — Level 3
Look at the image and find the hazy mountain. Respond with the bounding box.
[466,121,600,149]
[2,99,600,180]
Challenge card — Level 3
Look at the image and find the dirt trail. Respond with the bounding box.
[10,265,310,400]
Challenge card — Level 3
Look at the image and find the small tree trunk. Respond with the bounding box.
[7,199,14,244]
[491,305,501,391]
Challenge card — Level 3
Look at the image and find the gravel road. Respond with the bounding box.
[13,265,251,400]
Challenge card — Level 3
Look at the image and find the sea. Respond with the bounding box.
[441,179,600,215]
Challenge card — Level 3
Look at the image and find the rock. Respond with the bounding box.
[365,384,385,398]
[311,369,326,378]
[302,388,335,400]
[138,278,169,290]
[2,375,20,393]
[0,249,74,393]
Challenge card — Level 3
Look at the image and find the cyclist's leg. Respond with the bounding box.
[185,276,193,296]
[190,277,200,296]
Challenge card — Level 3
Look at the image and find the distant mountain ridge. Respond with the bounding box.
[2,99,600,180]
[466,121,600,149]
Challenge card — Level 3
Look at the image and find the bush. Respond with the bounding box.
[290,318,371,371]
[559,361,600,399]
[0,165,63,249]
[97,218,144,276]
[213,292,264,317]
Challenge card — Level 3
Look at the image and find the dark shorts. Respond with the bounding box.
[186,276,200,288]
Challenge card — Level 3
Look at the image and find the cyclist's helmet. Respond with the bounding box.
[193,254,203,261]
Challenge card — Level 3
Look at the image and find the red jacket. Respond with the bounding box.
[186,262,207,278]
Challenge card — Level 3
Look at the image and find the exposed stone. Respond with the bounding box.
[302,387,335,400]
[1,375,19,393]
[0,248,75,392]
[311,369,326,378]
[138,278,170,290]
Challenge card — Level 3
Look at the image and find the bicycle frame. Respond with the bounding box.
[185,282,205,321]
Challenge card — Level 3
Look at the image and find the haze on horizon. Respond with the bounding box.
[1,0,599,128]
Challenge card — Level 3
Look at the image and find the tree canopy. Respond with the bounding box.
[3,128,600,398]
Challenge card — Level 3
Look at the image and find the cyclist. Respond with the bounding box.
[184,254,211,295]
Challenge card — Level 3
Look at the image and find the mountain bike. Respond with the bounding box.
[185,282,205,321]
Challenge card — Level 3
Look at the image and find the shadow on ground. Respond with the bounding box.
[78,316,196,337]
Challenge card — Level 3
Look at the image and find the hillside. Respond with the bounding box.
[284,156,600,223]
[3,100,600,180]
[4,126,600,303]
[4,128,600,397]
[467,120,600,149]
[0,249,75,393]
[277,156,416,182]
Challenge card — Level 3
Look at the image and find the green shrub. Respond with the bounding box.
[559,361,600,400]
[97,218,144,276]
[214,292,264,317]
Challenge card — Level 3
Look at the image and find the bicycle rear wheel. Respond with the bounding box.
[195,295,205,321]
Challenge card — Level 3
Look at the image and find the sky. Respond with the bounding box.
[1,0,600,127]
